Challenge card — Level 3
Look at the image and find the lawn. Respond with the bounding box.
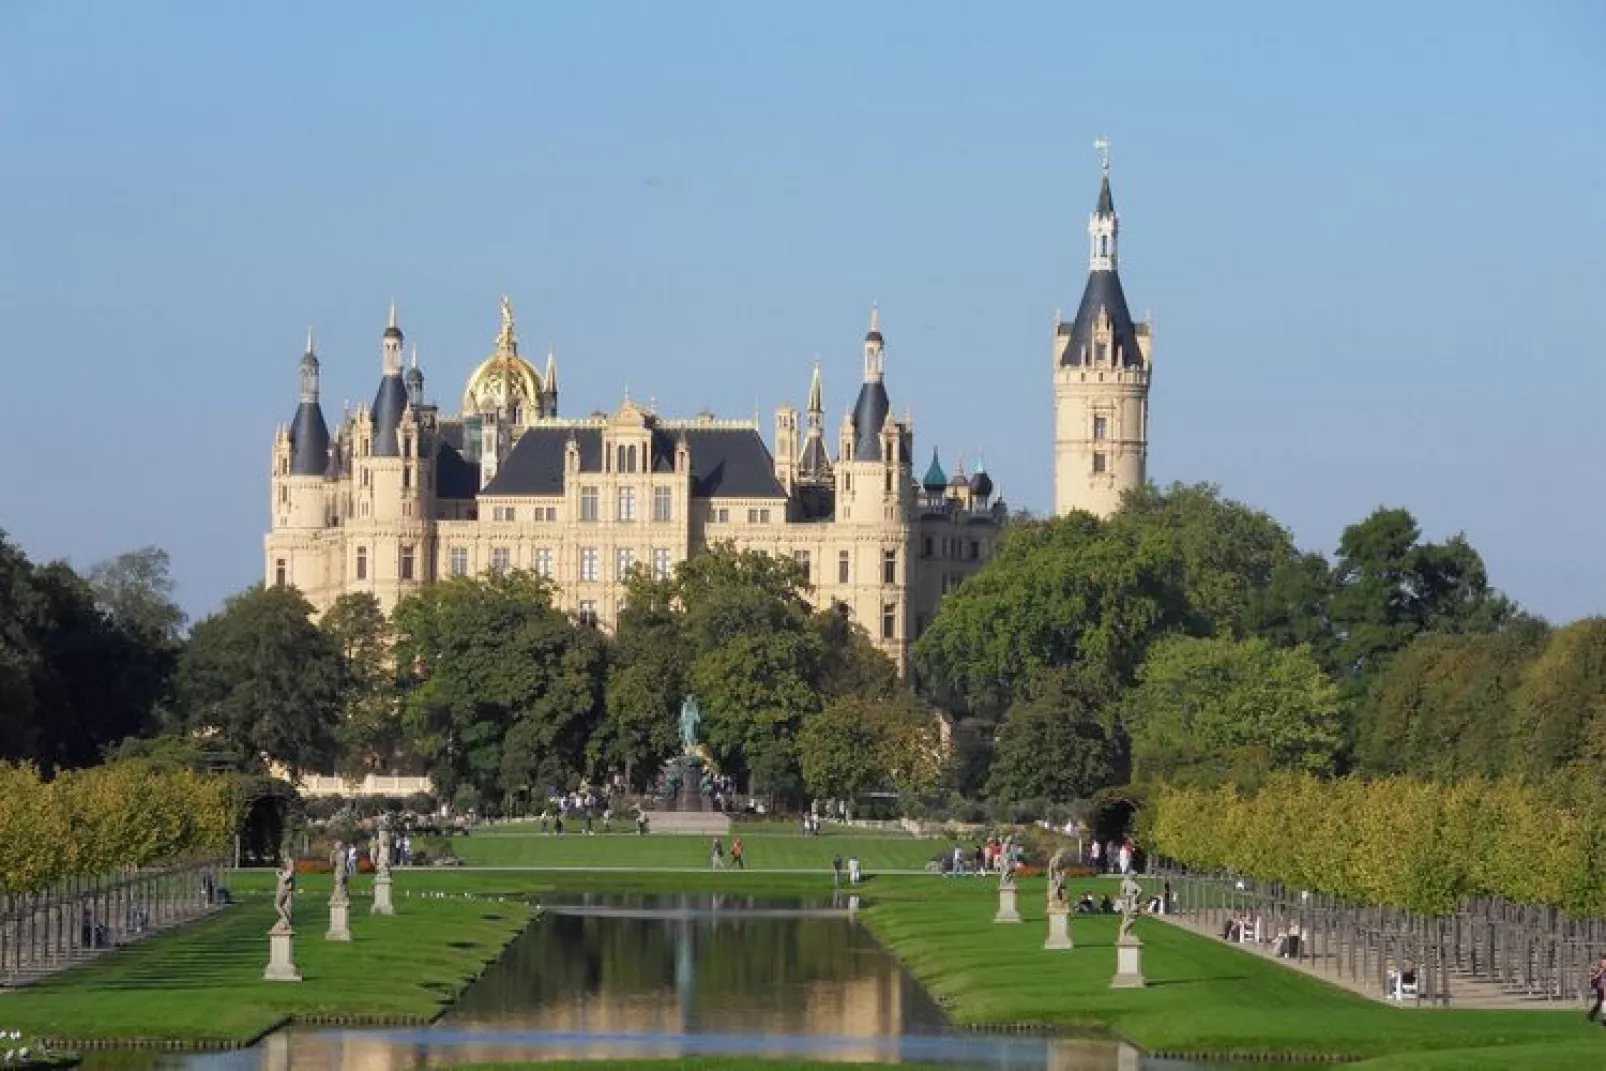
[448,1062,951,1071]
[7,855,1604,1067]
[858,876,1601,1063]
[432,826,942,872]
[0,874,531,1045]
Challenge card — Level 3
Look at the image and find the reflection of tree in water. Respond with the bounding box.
[449,910,867,1020]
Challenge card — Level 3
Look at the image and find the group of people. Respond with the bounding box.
[709,836,745,870]
[538,790,614,836]
[1089,838,1136,875]
[942,836,1024,876]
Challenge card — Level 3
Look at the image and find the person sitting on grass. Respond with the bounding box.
[1077,892,1096,913]
[1098,894,1114,914]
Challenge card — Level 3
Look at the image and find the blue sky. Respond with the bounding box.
[2,2,1603,624]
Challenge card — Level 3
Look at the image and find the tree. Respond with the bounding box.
[798,693,943,801]
[1329,508,1515,694]
[392,571,604,810]
[986,672,1121,803]
[1110,483,1299,638]
[913,513,1189,718]
[1124,635,1344,784]
[177,584,343,777]
[1506,618,1606,782]
[319,592,400,776]
[593,569,685,789]
[86,546,187,645]
[810,602,900,701]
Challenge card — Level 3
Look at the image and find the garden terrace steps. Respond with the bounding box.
[640,812,732,836]
[1153,908,1572,1011]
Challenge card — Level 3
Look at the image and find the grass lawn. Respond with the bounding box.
[1347,1039,1606,1070]
[0,875,531,1045]
[448,1062,950,1071]
[858,876,1602,1063]
[433,827,941,872]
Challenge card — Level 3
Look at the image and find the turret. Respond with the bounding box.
[1054,142,1152,519]
[798,362,832,483]
[837,306,913,525]
[405,344,425,408]
[372,304,408,457]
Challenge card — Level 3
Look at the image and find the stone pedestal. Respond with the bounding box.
[993,886,1022,923]
[326,899,351,941]
[263,926,302,982]
[1111,934,1146,988]
[372,873,395,916]
[1044,905,1073,950]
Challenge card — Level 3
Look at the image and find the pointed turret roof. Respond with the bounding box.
[1060,167,1145,370]
[922,448,948,493]
[289,333,330,476]
[543,346,559,395]
[851,308,892,461]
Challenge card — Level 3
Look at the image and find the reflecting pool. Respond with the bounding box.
[85,894,1251,1070]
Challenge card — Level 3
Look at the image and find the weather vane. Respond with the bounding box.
[1094,136,1111,172]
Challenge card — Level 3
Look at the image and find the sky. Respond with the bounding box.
[2,2,1603,625]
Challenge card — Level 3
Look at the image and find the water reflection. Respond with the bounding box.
[85,896,1248,1070]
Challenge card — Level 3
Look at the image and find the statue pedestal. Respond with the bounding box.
[1111,934,1146,988]
[993,887,1022,924]
[1044,905,1073,950]
[264,926,302,982]
[372,873,395,916]
[326,899,351,941]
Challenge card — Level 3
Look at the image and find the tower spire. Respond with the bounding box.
[807,360,824,414]
[862,304,884,382]
[1089,138,1118,271]
[388,299,398,330]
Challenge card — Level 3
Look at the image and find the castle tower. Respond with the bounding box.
[1053,145,1152,518]
[798,362,832,483]
[266,330,335,596]
[831,307,915,662]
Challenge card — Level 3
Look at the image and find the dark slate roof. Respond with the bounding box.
[435,441,479,499]
[799,433,831,479]
[1096,171,1115,215]
[1059,268,1146,369]
[970,468,994,497]
[850,380,891,461]
[922,448,947,492]
[288,402,330,476]
[371,374,408,456]
[481,425,788,499]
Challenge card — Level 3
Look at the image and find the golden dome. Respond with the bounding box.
[461,296,543,414]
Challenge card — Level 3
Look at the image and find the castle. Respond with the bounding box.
[266,159,1150,670]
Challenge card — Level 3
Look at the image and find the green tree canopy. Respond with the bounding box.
[1124,635,1344,784]
[391,571,604,810]
[986,671,1121,803]
[177,584,342,777]
[319,591,400,776]
[798,693,943,801]
[912,512,1188,718]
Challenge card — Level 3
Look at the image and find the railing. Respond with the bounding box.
[1153,864,1599,1007]
[0,857,225,985]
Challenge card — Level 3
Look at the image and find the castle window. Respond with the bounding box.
[356,547,368,581]
[450,547,468,576]
[361,470,370,488]
[628,444,638,473]
[1093,453,1107,474]
[653,487,673,522]
[882,549,898,585]
[274,559,286,587]
[534,548,554,578]
[617,487,636,522]
[793,549,811,581]
[1093,415,1109,440]
[278,485,288,505]
[969,540,980,561]
[493,505,516,522]
[400,545,416,581]
[403,466,412,490]
[922,536,933,559]
[838,550,850,584]
[652,547,672,581]
[881,602,897,641]
[491,547,511,576]
[616,547,636,580]
[747,508,760,524]
[580,486,599,522]
[577,600,598,627]
[580,547,599,582]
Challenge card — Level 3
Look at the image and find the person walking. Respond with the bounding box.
[731,838,745,870]
[832,854,843,888]
[710,837,726,870]
[1587,956,1606,1024]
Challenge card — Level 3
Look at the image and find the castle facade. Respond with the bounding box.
[266,162,1148,669]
